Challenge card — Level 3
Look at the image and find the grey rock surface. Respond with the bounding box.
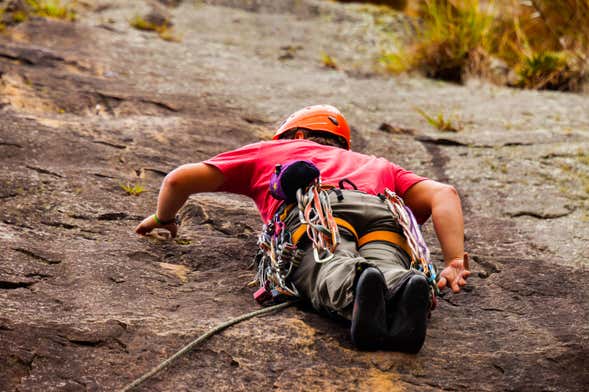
[0,1,587,391]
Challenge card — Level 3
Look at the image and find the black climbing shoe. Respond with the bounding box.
[350,267,388,350]
[386,274,430,353]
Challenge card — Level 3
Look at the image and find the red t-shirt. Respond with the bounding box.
[204,140,428,223]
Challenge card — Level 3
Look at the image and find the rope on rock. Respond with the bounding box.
[120,300,298,392]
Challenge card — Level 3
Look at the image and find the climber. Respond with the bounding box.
[134,104,470,352]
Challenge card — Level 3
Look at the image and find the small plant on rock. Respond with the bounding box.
[415,107,463,132]
[321,51,338,69]
[121,183,145,196]
[1,0,76,26]
[26,0,76,21]
[516,51,584,91]
[130,14,180,42]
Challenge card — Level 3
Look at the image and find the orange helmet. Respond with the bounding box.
[273,105,351,149]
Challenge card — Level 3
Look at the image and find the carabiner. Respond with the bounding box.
[313,247,335,264]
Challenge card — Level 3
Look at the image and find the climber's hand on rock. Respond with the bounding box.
[437,253,470,293]
[135,214,178,238]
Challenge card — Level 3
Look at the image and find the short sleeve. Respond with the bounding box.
[392,166,428,197]
[203,142,262,196]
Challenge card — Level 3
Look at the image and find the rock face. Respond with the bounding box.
[1,1,588,391]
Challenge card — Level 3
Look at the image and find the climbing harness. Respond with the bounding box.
[120,300,297,392]
[253,160,438,307]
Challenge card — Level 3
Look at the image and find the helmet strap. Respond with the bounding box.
[294,130,305,140]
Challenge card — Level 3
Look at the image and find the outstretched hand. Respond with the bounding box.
[437,253,470,293]
[135,214,178,238]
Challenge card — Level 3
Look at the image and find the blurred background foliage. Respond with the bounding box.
[341,0,588,91]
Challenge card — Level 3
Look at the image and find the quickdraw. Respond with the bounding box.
[251,213,303,305]
[296,181,340,263]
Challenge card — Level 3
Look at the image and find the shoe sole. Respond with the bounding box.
[351,268,387,350]
[387,274,429,353]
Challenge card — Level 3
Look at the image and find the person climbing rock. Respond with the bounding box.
[135,105,470,353]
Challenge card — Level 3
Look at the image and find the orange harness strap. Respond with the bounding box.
[333,217,358,240]
[291,224,307,245]
[357,231,412,257]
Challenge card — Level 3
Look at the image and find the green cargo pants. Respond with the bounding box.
[283,190,415,320]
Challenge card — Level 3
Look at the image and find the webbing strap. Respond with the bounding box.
[291,224,307,245]
[357,230,412,257]
[333,217,358,240]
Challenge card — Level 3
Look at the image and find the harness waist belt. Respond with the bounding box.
[357,230,412,257]
[291,219,411,257]
[291,217,357,245]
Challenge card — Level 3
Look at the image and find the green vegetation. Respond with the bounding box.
[377,0,588,91]
[0,0,76,29]
[130,15,164,32]
[130,15,181,42]
[26,0,76,20]
[321,51,338,69]
[121,183,145,196]
[158,28,181,42]
[384,0,494,82]
[415,107,462,132]
[515,51,582,91]
[11,10,28,23]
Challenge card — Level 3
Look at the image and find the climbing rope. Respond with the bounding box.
[120,300,297,392]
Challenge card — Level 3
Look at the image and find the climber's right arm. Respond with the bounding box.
[134,163,225,237]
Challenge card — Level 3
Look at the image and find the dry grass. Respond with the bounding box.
[515,51,582,90]
[415,107,463,132]
[129,15,181,42]
[380,0,495,82]
[490,0,587,90]
[379,0,588,91]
